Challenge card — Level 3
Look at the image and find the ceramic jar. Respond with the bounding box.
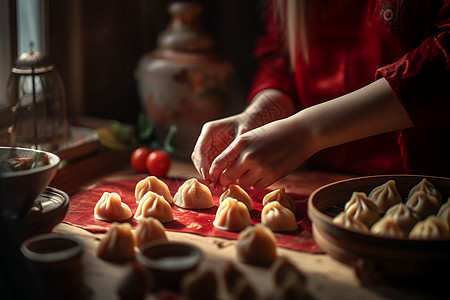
[135,1,232,158]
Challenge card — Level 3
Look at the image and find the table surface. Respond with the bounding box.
[53,159,441,300]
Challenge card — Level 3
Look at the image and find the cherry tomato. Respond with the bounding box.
[130,147,151,173]
[146,150,171,177]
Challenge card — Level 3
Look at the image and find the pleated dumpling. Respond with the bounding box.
[406,191,440,220]
[384,203,420,234]
[135,176,173,204]
[219,184,253,211]
[368,180,402,214]
[409,216,450,240]
[213,197,252,231]
[344,192,379,228]
[408,178,442,204]
[94,192,132,222]
[437,199,450,228]
[134,217,168,248]
[236,225,277,266]
[97,223,135,262]
[370,216,406,238]
[173,178,215,209]
[261,201,298,232]
[134,191,174,223]
[332,212,369,233]
[262,188,296,213]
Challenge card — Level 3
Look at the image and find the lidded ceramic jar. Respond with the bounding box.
[135,1,232,158]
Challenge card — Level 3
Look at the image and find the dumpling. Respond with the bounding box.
[408,178,442,204]
[261,202,298,232]
[134,191,174,223]
[270,257,306,288]
[134,217,168,248]
[262,188,296,213]
[437,199,450,228]
[370,216,406,238]
[409,216,450,240]
[236,225,277,266]
[406,191,440,220]
[344,192,379,228]
[135,176,173,204]
[181,268,218,300]
[173,178,215,209]
[332,212,369,233]
[94,192,132,222]
[368,180,402,214]
[384,203,420,234]
[213,197,252,231]
[97,222,135,262]
[219,184,253,211]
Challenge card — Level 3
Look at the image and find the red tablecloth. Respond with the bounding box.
[63,175,322,253]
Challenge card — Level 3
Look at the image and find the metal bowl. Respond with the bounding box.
[0,146,60,220]
[308,174,450,285]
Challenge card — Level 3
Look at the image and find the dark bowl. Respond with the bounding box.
[308,174,450,285]
[136,241,203,291]
[0,147,60,220]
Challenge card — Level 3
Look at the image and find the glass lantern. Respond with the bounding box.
[7,51,69,151]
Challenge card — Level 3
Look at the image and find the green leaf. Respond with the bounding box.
[163,124,177,153]
[111,120,133,143]
[137,112,154,142]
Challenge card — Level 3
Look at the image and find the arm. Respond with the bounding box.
[209,78,413,188]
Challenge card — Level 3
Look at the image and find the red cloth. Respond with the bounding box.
[249,0,450,177]
[63,175,321,253]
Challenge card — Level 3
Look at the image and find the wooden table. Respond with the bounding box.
[52,159,438,300]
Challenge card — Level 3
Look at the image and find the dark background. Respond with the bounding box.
[47,0,266,125]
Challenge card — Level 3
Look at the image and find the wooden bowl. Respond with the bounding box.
[308,175,450,285]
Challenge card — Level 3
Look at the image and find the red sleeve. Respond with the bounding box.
[247,0,298,105]
[376,2,450,176]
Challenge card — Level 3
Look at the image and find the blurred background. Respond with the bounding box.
[0,0,265,130]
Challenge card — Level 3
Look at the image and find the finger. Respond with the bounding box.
[219,165,249,187]
[208,139,243,185]
[236,170,264,188]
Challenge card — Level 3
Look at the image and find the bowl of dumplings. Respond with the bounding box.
[308,175,450,285]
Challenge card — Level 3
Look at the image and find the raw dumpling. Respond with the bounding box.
[135,176,173,204]
[384,203,420,234]
[332,212,369,233]
[181,268,218,300]
[370,216,406,238]
[368,180,402,214]
[262,188,296,213]
[134,217,168,248]
[97,223,135,262]
[94,192,132,222]
[213,197,252,231]
[344,192,379,228]
[134,191,174,223]
[261,201,298,232]
[408,178,442,204]
[219,184,253,211]
[406,191,440,220]
[270,257,306,288]
[236,225,277,266]
[437,199,450,228]
[173,178,215,209]
[409,216,450,240]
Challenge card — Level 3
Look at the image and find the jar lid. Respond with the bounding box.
[11,51,55,74]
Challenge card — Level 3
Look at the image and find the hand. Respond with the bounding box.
[208,116,315,189]
[192,89,297,187]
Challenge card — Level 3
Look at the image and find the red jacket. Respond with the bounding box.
[249,0,450,176]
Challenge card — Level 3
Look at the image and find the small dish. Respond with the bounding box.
[136,241,203,291]
[20,233,85,298]
[308,174,450,285]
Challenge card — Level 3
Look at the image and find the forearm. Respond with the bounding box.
[296,78,414,152]
[239,89,297,129]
